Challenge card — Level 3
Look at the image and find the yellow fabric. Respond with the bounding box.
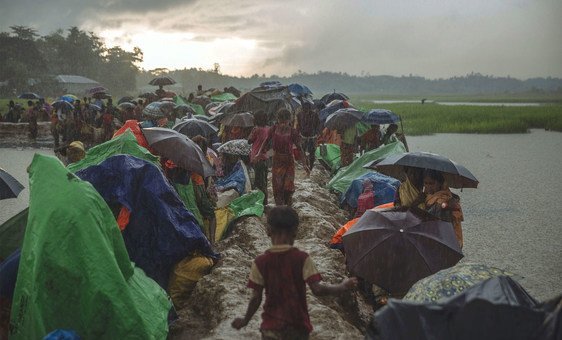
[398,177,424,209]
[214,207,235,242]
[168,255,214,309]
[425,189,464,248]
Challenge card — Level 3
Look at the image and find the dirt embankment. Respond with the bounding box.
[0,122,53,147]
[169,165,371,339]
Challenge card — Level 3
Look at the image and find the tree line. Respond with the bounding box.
[0,26,142,97]
[1,26,560,98]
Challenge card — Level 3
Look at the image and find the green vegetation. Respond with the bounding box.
[353,100,562,135]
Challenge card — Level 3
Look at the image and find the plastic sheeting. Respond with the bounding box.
[369,276,550,340]
[68,130,159,173]
[341,172,400,209]
[75,155,217,289]
[315,144,341,174]
[0,208,27,261]
[168,255,214,309]
[173,181,204,227]
[215,160,248,195]
[327,141,406,194]
[9,154,171,340]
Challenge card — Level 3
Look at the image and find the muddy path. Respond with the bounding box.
[169,165,371,339]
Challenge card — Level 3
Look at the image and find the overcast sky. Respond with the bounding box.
[1,0,561,79]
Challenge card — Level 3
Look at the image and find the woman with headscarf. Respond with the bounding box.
[422,169,464,248]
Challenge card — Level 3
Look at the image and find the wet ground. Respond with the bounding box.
[169,165,369,339]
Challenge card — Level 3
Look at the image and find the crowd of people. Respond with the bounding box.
[1,85,468,339]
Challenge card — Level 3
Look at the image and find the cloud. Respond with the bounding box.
[1,0,561,78]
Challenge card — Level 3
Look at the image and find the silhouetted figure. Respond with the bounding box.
[421,98,427,104]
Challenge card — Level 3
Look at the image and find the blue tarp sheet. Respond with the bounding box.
[341,172,400,208]
[76,155,217,289]
[215,160,247,195]
[0,249,20,300]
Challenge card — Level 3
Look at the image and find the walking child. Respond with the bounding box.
[232,206,357,339]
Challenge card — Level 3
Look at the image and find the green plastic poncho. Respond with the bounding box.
[210,93,237,102]
[67,131,159,173]
[9,154,171,339]
[327,141,407,194]
[315,144,341,174]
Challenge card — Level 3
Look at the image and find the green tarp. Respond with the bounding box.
[315,144,341,174]
[211,93,237,102]
[67,131,159,173]
[326,141,407,194]
[229,190,265,218]
[174,96,205,116]
[174,181,204,227]
[10,154,171,339]
[0,208,27,260]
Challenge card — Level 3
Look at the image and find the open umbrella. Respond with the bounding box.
[149,76,176,86]
[324,108,364,131]
[85,86,108,96]
[60,95,78,103]
[117,102,135,110]
[51,100,74,112]
[175,104,196,116]
[343,208,463,295]
[368,151,479,189]
[217,139,251,156]
[139,92,158,101]
[92,92,111,100]
[288,83,313,96]
[221,112,254,127]
[18,92,42,100]
[89,103,103,112]
[143,102,166,118]
[0,168,25,200]
[321,92,349,104]
[157,100,176,111]
[173,119,218,139]
[142,127,214,177]
[370,276,546,340]
[362,109,401,125]
[403,263,513,303]
[318,100,353,123]
[118,96,134,105]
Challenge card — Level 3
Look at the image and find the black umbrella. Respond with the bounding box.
[342,209,463,295]
[175,104,196,116]
[139,92,158,101]
[369,151,479,189]
[324,108,364,131]
[85,86,108,96]
[0,168,25,200]
[321,92,349,104]
[221,112,254,127]
[17,92,42,100]
[118,96,134,105]
[149,76,176,86]
[318,100,353,123]
[142,127,214,177]
[173,119,218,139]
[362,109,401,125]
[117,102,135,110]
[369,276,547,340]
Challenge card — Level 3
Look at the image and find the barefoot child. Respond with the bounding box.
[232,206,357,339]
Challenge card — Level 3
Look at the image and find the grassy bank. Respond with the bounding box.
[352,100,562,135]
